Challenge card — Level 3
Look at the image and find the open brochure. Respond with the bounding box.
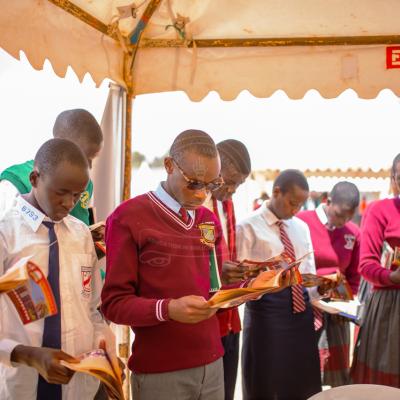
[207,254,308,309]
[62,348,124,400]
[301,270,354,301]
[89,221,106,257]
[0,258,58,324]
[312,298,361,324]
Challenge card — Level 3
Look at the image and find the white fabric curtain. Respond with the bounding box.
[92,82,125,221]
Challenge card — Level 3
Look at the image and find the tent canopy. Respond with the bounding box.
[1,0,400,100]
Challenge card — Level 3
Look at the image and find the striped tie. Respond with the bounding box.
[276,220,306,313]
[179,207,189,224]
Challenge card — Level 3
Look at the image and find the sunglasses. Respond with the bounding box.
[172,159,224,192]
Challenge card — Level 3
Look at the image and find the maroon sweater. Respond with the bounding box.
[358,197,400,289]
[297,210,360,294]
[101,192,228,373]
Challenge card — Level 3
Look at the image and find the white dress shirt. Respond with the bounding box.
[0,180,19,220]
[0,196,113,400]
[236,202,319,300]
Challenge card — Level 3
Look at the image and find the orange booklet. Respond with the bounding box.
[62,348,124,400]
[207,254,308,309]
[0,258,58,324]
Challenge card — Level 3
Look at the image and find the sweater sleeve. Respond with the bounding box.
[345,231,361,294]
[101,213,170,327]
[359,204,392,286]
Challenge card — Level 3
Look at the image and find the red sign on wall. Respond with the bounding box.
[387,46,400,69]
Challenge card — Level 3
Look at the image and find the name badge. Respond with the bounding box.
[17,197,44,232]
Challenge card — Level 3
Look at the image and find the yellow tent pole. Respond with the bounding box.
[120,90,133,400]
[47,0,119,41]
[123,91,133,202]
[140,34,400,48]
[119,41,135,397]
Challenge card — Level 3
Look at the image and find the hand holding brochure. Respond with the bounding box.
[380,241,400,270]
[301,270,354,301]
[89,221,106,257]
[239,253,293,278]
[62,348,124,400]
[207,253,307,309]
[0,258,58,324]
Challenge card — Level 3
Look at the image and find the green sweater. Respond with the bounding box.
[0,160,93,225]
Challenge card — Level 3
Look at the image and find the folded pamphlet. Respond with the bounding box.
[0,258,57,324]
[62,348,124,400]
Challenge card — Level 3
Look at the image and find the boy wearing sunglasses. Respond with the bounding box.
[101,130,251,400]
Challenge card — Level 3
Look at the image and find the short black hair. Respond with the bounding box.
[391,153,400,177]
[169,129,218,163]
[34,138,88,176]
[217,139,251,175]
[330,181,360,209]
[273,169,309,193]
[53,109,103,145]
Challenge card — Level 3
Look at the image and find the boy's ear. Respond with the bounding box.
[30,170,40,188]
[164,157,174,174]
[272,186,281,198]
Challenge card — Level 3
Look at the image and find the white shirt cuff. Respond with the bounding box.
[0,338,22,367]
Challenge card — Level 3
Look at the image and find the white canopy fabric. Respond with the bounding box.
[1,0,400,100]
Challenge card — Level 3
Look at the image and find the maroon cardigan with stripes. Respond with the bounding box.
[102,192,240,373]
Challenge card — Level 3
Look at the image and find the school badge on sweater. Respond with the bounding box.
[344,234,355,250]
[198,223,221,293]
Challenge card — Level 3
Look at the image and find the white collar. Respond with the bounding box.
[16,196,68,233]
[261,201,290,227]
[315,203,329,226]
[16,196,45,232]
[154,183,195,218]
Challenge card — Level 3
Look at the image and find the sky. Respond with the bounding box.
[0,47,398,174]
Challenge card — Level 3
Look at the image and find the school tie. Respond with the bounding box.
[37,221,62,400]
[212,198,237,260]
[276,220,306,313]
[179,207,189,224]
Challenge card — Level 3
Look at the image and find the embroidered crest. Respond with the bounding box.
[80,191,90,209]
[344,234,356,250]
[198,223,215,247]
[81,266,92,298]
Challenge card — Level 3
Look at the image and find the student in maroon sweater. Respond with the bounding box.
[298,181,361,387]
[357,159,400,323]
[351,153,400,387]
[205,139,251,400]
[101,130,251,400]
